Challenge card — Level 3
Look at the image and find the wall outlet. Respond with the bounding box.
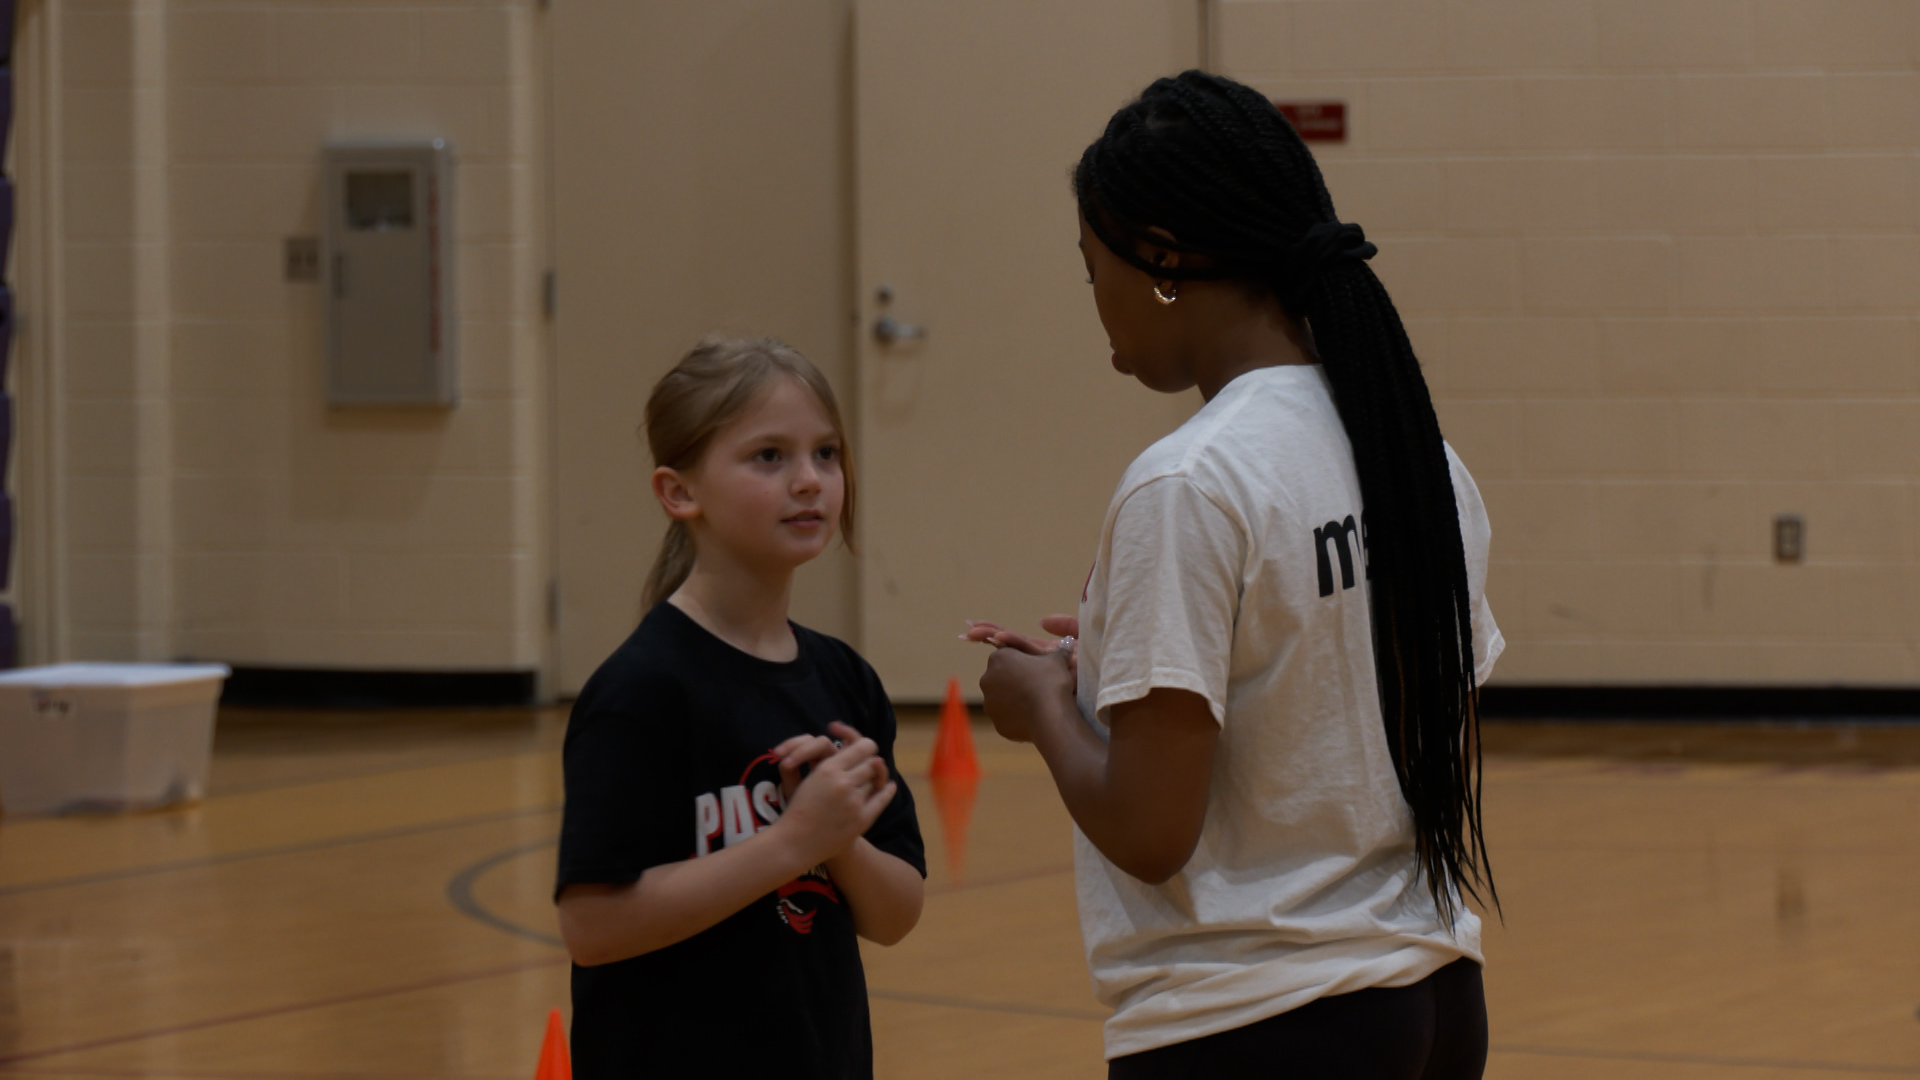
[1774,514,1804,563]
[284,236,321,281]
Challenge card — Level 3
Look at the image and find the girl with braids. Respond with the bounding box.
[968,71,1502,1078]
[555,338,924,1079]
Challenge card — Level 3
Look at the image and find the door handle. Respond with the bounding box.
[873,315,926,346]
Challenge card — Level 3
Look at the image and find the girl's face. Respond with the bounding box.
[672,375,846,576]
[1078,214,1192,394]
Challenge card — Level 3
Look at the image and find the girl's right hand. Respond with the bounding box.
[773,723,896,866]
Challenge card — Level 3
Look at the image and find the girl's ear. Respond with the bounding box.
[652,466,700,522]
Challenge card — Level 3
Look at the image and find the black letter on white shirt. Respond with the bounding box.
[1315,515,1361,597]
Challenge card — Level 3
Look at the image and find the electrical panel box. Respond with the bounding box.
[323,141,456,406]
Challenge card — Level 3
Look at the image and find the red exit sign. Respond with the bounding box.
[1273,101,1347,142]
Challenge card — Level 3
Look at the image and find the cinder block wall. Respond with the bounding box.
[1220,0,1920,683]
[49,0,547,671]
[31,0,1920,687]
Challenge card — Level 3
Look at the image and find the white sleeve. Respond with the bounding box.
[1093,476,1247,727]
[1445,443,1504,685]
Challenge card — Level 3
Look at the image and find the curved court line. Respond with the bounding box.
[442,838,1076,952]
[444,842,1106,1026]
[444,838,566,949]
[0,957,567,1067]
[443,841,1107,1027]
[0,804,562,900]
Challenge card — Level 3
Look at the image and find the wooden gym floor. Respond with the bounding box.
[1,706,1916,1078]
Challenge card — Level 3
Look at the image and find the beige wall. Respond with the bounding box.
[32,0,549,671]
[18,0,1919,689]
[1219,0,1920,684]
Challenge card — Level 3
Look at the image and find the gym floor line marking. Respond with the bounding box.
[1495,775,1920,793]
[0,1060,518,1068]
[441,844,1109,1028]
[443,839,1076,952]
[926,862,1075,897]
[0,804,562,899]
[1491,1042,1920,1075]
[204,745,563,800]
[867,988,1106,1022]
[0,958,569,1067]
[445,839,566,948]
[1490,841,1907,856]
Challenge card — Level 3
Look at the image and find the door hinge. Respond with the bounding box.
[547,578,561,630]
[542,270,557,320]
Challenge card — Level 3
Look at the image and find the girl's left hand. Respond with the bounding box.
[773,722,887,804]
[979,646,1075,744]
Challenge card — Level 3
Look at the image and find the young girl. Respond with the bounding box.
[970,72,1502,1078]
[555,337,925,1078]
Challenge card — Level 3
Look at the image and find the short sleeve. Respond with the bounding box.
[554,704,694,898]
[1094,476,1247,726]
[1445,443,1504,685]
[854,660,927,879]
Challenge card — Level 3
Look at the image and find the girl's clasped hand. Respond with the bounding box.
[770,721,899,864]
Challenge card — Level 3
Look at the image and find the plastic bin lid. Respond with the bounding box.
[0,662,232,687]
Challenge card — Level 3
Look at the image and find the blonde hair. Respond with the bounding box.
[641,337,856,609]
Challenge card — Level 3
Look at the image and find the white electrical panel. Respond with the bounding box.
[323,140,456,406]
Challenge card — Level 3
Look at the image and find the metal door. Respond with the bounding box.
[853,0,1200,699]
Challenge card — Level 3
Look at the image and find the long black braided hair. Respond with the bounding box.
[1076,70,1495,923]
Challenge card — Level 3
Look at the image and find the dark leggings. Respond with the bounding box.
[1108,958,1487,1080]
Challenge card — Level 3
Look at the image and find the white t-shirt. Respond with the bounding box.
[1073,363,1503,1059]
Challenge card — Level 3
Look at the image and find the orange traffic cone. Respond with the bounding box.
[931,770,980,884]
[929,677,982,882]
[535,1008,571,1080]
[929,677,981,782]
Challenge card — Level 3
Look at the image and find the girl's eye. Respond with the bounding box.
[817,445,839,462]
[755,448,782,463]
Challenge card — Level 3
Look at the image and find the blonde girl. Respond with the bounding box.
[554,337,925,1079]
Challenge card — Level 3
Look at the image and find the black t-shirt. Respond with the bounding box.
[556,602,925,1080]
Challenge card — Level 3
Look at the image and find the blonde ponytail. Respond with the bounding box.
[641,519,696,610]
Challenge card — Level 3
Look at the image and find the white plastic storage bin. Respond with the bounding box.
[0,663,230,817]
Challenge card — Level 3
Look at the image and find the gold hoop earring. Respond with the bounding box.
[1153,283,1178,305]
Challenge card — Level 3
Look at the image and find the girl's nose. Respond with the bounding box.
[792,460,822,493]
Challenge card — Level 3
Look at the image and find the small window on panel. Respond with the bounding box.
[345,171,414,231]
